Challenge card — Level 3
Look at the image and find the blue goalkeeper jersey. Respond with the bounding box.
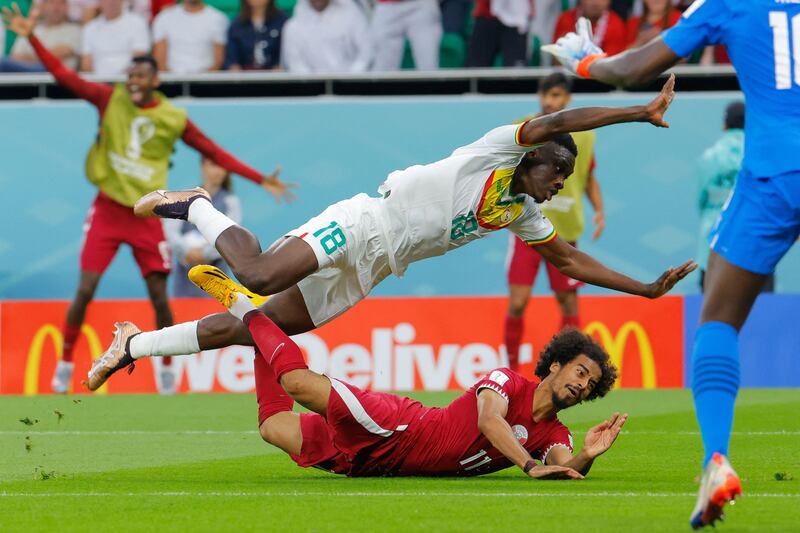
[663,0,800,178]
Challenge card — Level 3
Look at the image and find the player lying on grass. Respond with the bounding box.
[85,74,695,391]
[210,267,626,478]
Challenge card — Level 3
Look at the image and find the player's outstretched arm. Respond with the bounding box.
[182,122,297,204]
[477,389,584,480]
[546,413,628,476]
[585,38,681,89]
[542,16,682,88]
[536,235,696,298]
[1,3,110,106]
[518,74,675,146]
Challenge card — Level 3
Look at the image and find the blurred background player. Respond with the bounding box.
[2,3,291,395]
[696,101,774,293]
[543,1,800,527]
[505,72,604,373]
[164,158,243,298]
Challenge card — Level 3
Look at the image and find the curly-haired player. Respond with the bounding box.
[190,269,625,479]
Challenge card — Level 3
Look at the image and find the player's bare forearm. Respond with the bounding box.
[562,450,596,476]
[585,172,603,213]
[520,105,648,144]
[477,414,534,470]
[537,237,649,296]
[588,38,681,88]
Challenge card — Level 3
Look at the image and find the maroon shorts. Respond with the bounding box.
[506,234,584,291]
[290,379,425,476]
[80,192,171,277]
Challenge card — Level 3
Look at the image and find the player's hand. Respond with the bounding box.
[261,165,298,204]
[644,259,697,298]
[0,2,39,38]
[642,73,676,128]
[591,211,605,240]
[526,464,585,480]
[541,17,603,73]
[184,247,205,266]
[582,412,628,459]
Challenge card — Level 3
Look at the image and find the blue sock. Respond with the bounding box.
[691,321,740,467]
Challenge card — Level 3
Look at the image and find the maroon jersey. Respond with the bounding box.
[397,368,573,476]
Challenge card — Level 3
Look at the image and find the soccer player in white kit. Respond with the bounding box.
[86,75,695,390]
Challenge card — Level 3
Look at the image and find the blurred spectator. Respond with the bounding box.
[625,0,679,49]
[553,0,626,57]
[150,0,176,18]
[281,0,369,73]
[225,0,287,71]
[67,0,99,24]
[1,0,81,72]
[465,0,531,67]
[165,158,242,297]
[696,102,773,292]
[531,0,563,65]
[440,0,469,34]
[153,0,228,73]
[369,0,441,71]
[127,0,153,20]
[80,0,149,75]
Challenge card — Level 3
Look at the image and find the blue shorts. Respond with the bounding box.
[710,170,800,275]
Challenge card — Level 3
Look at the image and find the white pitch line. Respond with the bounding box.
[0,491,797,498]
[1,430,798,436]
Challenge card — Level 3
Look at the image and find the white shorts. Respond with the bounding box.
[286,193,393,327]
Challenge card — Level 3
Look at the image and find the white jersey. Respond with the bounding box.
[376,123,556,277]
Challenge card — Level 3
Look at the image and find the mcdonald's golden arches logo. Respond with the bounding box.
[25,324,108,395]
[584,321,657,389]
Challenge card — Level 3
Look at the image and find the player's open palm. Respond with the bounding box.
[261,165,298,204]
[643,73,676,128]
[527,464,585,480]
[583,412,628,459]
[0,3,38,37]
[646,259,697,298]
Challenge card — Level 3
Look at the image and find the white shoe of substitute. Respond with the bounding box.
[158,366,177,395]
[51,360,74,394]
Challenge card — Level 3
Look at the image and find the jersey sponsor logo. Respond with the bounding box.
[488,369,510,386]
[24,324,108,395]
[512,424,528,444]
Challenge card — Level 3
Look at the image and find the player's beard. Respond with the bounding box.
[551,389,572,411]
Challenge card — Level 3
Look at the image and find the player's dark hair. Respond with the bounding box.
[539,72,573,95]
[724,101,745,130]
[551,133,578,158]
[534,329,618,401]
[131,54,158,72]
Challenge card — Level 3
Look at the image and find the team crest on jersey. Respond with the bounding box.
[512,424,528,444]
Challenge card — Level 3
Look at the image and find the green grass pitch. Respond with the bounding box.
[0,389,798,532]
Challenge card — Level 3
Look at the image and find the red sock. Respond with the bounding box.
[561,315,580,330]
[162,356,172,367]
[61,323,81,363]
[254,348,295,425]
[504,315,524,372]
[243,311,308,382]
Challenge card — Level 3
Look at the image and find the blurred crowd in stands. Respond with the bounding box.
[0,0,730,75]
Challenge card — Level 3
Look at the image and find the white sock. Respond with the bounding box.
[229,292,257,321]
[130,321,200,359]
[188,198,237,247]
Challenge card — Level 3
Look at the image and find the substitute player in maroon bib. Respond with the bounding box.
[194,269,626,480]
